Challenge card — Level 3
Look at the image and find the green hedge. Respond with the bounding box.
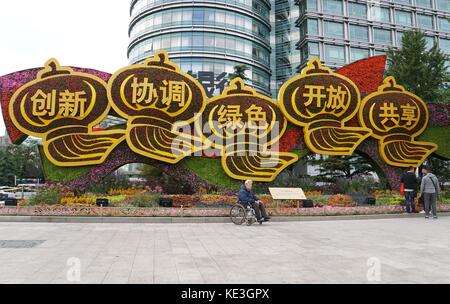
[40,148,92,183]
[183,149,309,190]
[419,127,450,159]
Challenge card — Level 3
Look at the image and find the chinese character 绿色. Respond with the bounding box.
[218,105,244,130]
[246,105,268,129]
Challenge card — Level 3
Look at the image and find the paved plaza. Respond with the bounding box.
[0,216,449,284]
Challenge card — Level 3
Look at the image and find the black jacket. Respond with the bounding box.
[401,172,418,191]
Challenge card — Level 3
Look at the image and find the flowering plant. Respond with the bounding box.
[327,194,357,207]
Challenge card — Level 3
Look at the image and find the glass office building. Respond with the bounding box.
[128,0,272,96]
[129,0,450,98]
[297,0,450,70]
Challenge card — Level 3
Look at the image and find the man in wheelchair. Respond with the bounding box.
[238,180,271,223]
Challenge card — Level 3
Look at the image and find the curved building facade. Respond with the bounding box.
[128,0,272,96]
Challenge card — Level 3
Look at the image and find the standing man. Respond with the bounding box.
[401,166,418,214]
[238,180,271,223]
[419,166,441,219]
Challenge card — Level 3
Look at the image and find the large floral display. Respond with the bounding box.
[1,52,448,191]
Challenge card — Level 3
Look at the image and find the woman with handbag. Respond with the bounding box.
[418,165,441,219]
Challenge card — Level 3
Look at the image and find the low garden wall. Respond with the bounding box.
[1,204,450,218]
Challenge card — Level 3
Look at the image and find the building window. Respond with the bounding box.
[417,14,434,30]
[397,32,404,47]
[395,10,412,26]
[183,10,192,22]
[371,6,390,23]
[300,45,308,62]
[349,24,369,41]
[193,9,204,22]
[436,0,450,12]
[396,0,411,4]
[425,36,435,49]
[323,0,343,15]
[161,35,171,49]
[324,21,344,38]
[171,35,181,49]
[324,44,345,63]
[308,19,319,35]
[172,10,182,23]
[439,17,450,32]
[440,39,450,54]
[348,2,367,19]
[416,0,432,8]
[309,42,320,57]
[374,28,392,45]
[182,34,192,47]
[300,21,307,40]
[192,33,203,47]
[308,0,318,12]
[350,48,369,62]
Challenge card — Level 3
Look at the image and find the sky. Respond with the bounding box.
[0,0,131,136]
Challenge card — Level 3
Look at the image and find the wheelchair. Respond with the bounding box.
[230,202,263,226]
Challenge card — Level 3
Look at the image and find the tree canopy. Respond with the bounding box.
[386,30,449,103]
[229,65,249,81]
[0,142,43,186]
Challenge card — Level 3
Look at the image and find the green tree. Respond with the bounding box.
[386,30,449,103]
[312,155,373,182]
[229,65,249,81]
[0,142,43,186]
[0,147,17,186]
[427,156,450,186]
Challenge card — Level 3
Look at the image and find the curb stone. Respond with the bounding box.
[0,212,448,224]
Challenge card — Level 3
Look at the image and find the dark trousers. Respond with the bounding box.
[251,202,268,220]
[423,193,438,217]
[404,191,415,213]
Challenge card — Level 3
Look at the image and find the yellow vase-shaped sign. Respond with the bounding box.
[359,77,438,167]
[197,78,299,182]
[108,51,207,164]
[279,58,372,156]
[9,59,125,167]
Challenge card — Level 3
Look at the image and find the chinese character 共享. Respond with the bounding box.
[380,102,400,127]
[401,103,418,127]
